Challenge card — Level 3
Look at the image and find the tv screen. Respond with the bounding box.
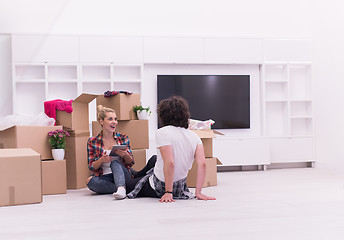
[157,75,250,129]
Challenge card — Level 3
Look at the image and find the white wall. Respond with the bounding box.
[0,34,12,117]
[311,1,344,172]
[1,0,343,172]
[0,0,312,37]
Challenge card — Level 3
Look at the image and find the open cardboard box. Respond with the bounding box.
[96,93,140,120]
[0,148,42,207]
[186,157,222,188]
[0,125,62,160]
[191,130,216,158]
[56,93,97,130]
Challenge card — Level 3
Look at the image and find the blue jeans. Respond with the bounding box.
[87,160,126,194]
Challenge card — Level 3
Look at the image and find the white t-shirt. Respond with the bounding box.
[153,125,202,182]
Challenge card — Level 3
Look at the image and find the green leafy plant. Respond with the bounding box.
[48,129,70,149]
[133,105,151,115]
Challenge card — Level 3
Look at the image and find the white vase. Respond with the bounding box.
[52,149,65,160]
[137,110,149,120]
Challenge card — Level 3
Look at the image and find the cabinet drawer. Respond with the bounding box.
[12,35,79,63]
[269,137,314,163]
[213,138,270,166]
[80,36,143,62]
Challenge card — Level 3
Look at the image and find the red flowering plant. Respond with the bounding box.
[48,129,70,149]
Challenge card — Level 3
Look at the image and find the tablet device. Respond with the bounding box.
[109,145,127,156]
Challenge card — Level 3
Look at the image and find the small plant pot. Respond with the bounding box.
[52,149,65,160]
[137,110,149,120]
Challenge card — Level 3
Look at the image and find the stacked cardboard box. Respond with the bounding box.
[0,125,69,196]
[42,160,67,195]
[56,93,97,189]
[93,93,148,171]
[0,148,42,207]
[186,130,221,188]
[0,125,63,160]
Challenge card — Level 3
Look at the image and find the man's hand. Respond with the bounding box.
[196,193,216,201]
[159,193,175,203]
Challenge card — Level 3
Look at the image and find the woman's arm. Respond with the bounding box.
[116,134,135,167]
[159,145,175,203]
[195,144,216,201]
[87,139,110,171]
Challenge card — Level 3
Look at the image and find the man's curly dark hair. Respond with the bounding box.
[157,96,190,129]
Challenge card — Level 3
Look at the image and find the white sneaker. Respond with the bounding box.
[113,187,126,200]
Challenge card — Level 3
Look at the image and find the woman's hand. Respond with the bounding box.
[195,193,216,201]
[114,149,128,158]
[115,149,133,165]
[159,193,175,203]
[100,155,112,163]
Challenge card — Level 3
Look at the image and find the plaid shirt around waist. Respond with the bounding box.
[127,168,195,199]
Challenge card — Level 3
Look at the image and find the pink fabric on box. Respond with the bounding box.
[44,99,73,125]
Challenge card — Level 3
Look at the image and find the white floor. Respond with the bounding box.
[1,168,344,240]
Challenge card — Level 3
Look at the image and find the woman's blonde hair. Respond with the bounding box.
[97,105,116,122]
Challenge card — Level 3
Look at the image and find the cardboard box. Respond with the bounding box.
[42,160,67,195]
[186,157,222,188]
[0,125,63,160]
[0,148,42,207]
[131,149,146,171]
[56,93,97,130]
[92,120,149,149]
[65,129,91,189]
[92,121,102,137]
[192,130,216,158]
[96,93,140,120]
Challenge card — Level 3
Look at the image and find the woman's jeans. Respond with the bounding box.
[87,160,125,194]
[87,155,157,194]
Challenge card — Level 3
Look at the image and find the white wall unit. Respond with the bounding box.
[213,138,270,166]
[12,35,79,63]
[143,37,204,63]
[47,65,78,81]
[269,137,314,163]
[15,82,46,114]
[262,61,314,164]
[11,34,314,167]
[264,39,312,62]
[79,36,144,63]
[262,63,313,137]
[204,38,264,64]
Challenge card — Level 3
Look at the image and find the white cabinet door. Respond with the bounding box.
[264,39,312,62]
[269,137,314,163]
[12,35,79,63]
[205,38,264,64]
[144,37,204,63]
[213,138,270,166]
[80,36,143,63]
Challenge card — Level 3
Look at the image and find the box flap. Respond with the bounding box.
[73,93,97,104]
[65,129,90,137]
[0,125,15,131]
[213,130,225,135]
[0,148,40,158]
[192,130,216,139]
[215,157,222,165]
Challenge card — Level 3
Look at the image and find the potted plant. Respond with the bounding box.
[133,105,151,120]
[48,129,70,160]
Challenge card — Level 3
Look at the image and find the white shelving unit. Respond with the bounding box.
[262,62,314,165]
[12,62,143,115]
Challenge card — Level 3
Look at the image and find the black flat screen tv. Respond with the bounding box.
[157,75,250,129]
